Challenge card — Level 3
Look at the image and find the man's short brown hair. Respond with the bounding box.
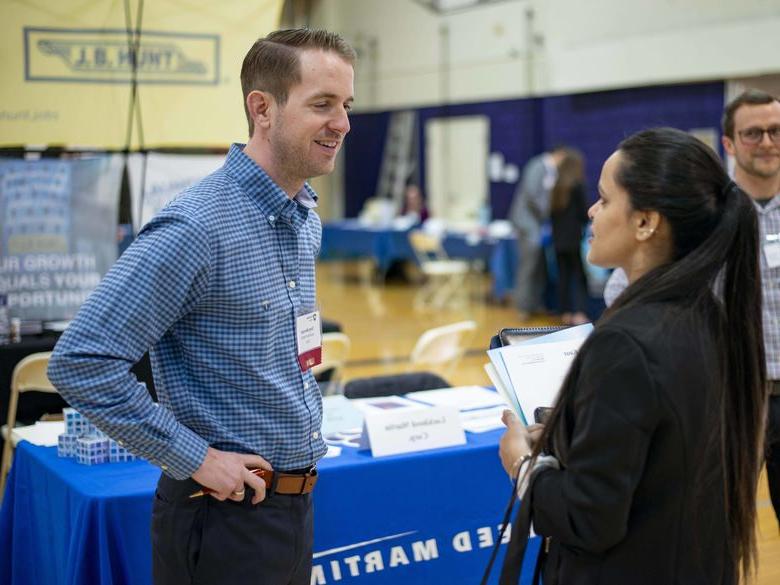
[240,28,356,137]
[722,89,780,138]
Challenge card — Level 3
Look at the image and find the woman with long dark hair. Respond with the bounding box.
[498,128,766,584]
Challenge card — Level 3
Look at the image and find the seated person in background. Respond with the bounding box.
[498,127,766,584]
[550,149,589,325]
[400,183,429,224]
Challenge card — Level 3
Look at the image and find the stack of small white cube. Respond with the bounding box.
[58,407,137,465]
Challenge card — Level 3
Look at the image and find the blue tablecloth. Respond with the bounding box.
[0,431,539,585]
[320,221,518,299]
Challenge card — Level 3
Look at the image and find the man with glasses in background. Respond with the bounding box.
[722,89,780,531]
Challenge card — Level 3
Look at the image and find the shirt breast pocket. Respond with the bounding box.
[211,240,286,321]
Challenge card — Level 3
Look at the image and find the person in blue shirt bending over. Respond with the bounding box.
[48,28,355,585]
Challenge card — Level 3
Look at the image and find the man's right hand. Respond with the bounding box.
[191,447,273,505]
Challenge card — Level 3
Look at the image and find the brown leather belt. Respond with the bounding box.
[267,468,318,495]
[188,467,318,499]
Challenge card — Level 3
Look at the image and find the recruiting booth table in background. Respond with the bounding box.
[320,220,518,300]
[0,432,539,585]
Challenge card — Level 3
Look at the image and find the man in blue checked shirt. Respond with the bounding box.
[722,89,780,531]
[48,28,355,585]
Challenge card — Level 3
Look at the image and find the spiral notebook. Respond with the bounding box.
[489,325,571,349]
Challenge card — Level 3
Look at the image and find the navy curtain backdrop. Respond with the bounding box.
[343,80,725,219]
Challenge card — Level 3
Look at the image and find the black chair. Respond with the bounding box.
[321,319,342,334]
[343,372,450,399]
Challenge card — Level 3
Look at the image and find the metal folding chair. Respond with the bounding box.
[408,230,471,310]
[1,352,57,500]
[410,320,477,379]
[312,333,352,395]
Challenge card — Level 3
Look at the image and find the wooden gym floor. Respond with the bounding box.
[316,260,779,584]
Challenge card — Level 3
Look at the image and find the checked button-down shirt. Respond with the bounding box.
[757,194,780,386]
[49,144,327,479]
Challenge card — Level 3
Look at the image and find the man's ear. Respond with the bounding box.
[635,210,661,241]
[722,135,736,157]
[246,90,274,132]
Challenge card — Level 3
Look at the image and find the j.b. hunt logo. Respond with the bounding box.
[24,27,219,85]
[310,523,510,584]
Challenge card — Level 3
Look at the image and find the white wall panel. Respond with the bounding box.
[312,0,780,110]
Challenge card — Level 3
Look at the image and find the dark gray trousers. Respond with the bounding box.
[515,238,547,313]
[151,475,313,585]
[767,390,780,528]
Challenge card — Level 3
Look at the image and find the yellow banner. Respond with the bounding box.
[0,0,283,148]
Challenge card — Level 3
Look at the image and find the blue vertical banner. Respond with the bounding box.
[0,156,122,321]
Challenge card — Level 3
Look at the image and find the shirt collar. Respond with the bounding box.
[222,144,318,227]
[755,192,780,213]
[296,185,319,209]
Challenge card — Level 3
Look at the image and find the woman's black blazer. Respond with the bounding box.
[532,299,735,584]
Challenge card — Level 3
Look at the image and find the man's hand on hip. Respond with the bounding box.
[192,447,272,504]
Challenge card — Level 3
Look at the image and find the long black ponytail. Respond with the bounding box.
[534,127,766,579]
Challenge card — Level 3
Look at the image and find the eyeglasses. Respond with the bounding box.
[736,126,780,146]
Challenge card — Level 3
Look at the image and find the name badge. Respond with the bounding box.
[296,310,322,371]
[765,242,780,269]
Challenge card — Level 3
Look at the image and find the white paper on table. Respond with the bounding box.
[321,395,365,435]
[11,420,65,446]
[324,445,343,458]
[349,395,422,414]
[322,430,363,448]
[459,405,508,433]
[405,386,506,411]
[499,338,586,425]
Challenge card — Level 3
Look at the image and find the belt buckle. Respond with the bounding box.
[301,466,318,495]
[272,466,317,496]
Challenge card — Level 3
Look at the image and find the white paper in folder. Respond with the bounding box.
[499,337,586,425]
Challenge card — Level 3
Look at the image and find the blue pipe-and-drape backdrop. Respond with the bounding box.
[343,80,726,218]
